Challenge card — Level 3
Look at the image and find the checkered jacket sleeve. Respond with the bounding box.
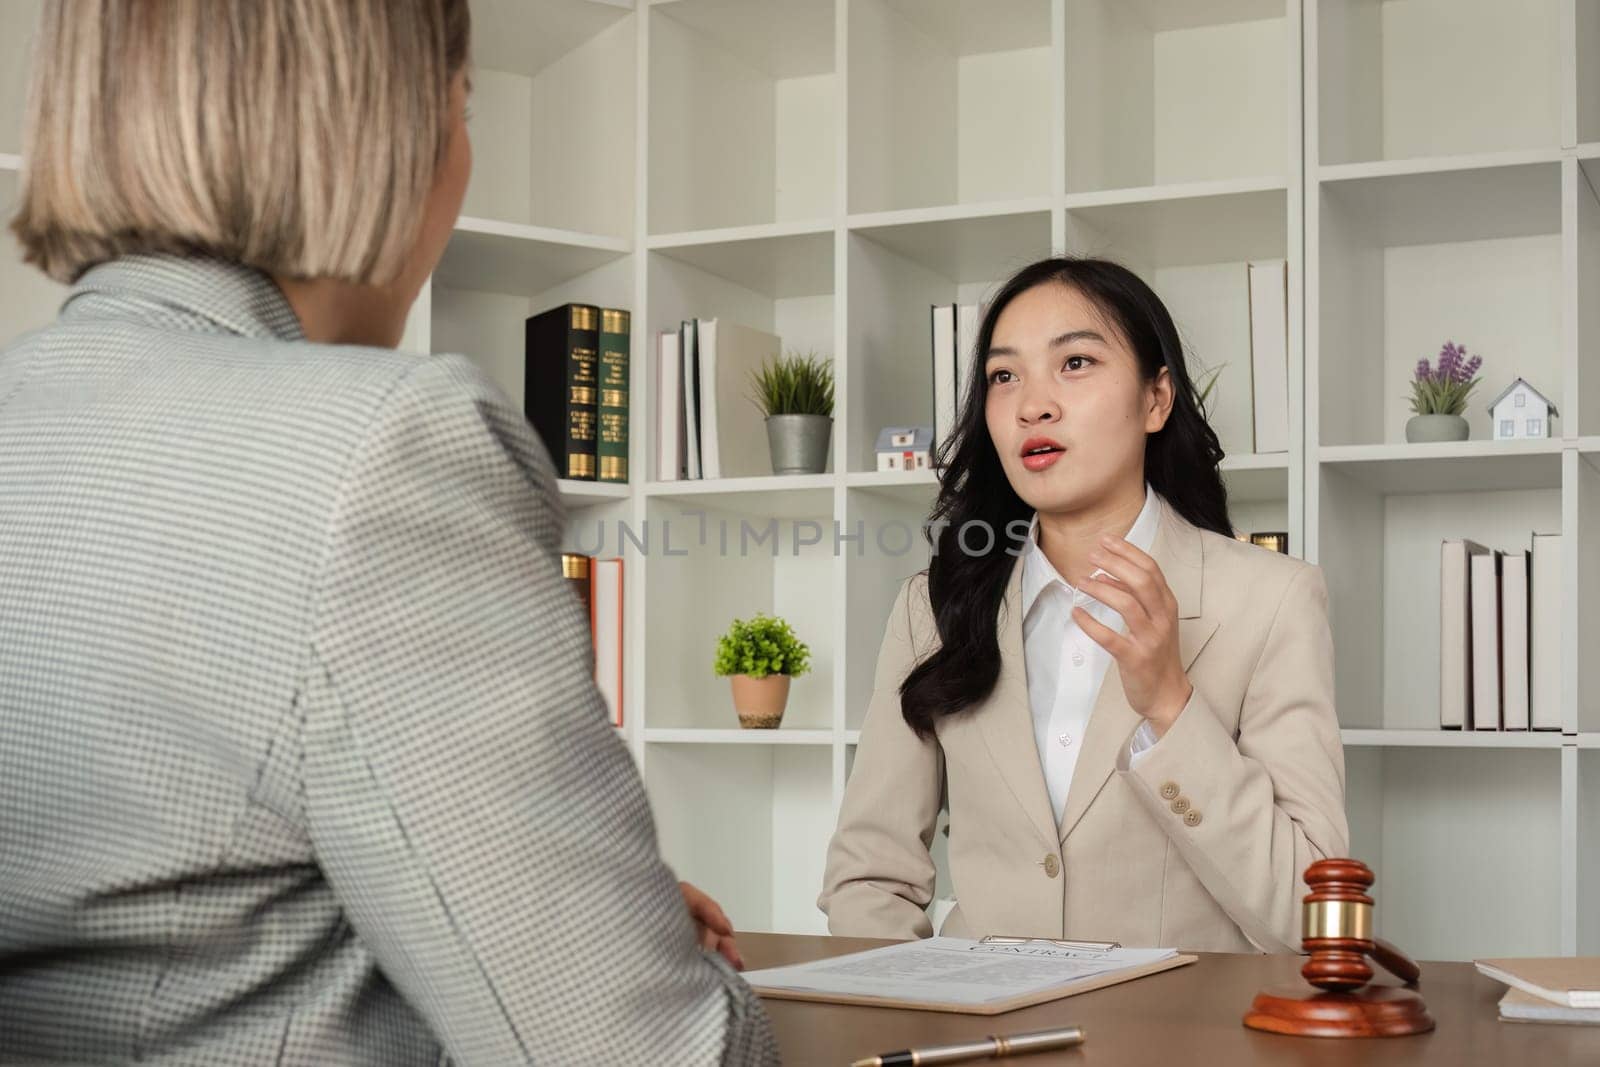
[300,354,778,1065]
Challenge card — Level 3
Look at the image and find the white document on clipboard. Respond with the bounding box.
[742,937,1195,1015]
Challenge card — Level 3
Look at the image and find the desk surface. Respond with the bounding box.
[741,933,1600,1066]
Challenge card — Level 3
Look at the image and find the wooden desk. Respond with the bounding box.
[741,933,1600,1066]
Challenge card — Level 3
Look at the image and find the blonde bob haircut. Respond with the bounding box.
[11,0,471,285]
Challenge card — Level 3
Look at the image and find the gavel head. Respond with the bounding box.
[1299,858,1376,993]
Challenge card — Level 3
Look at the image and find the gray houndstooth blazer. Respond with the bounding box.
[0,255,778,1065]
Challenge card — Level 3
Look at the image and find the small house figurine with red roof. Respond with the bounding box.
[875,426,934,472]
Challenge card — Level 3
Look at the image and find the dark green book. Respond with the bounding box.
[597,308,630,483]
[525,303,600,480]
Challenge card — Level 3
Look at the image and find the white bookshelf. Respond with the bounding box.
[3,0,1599,960]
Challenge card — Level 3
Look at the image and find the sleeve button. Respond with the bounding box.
[1183,809,1203,828]
[1159,781,1180,801]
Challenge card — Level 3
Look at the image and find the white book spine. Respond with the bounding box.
[1530,532,1562,730]
[656,330,681,481]
[698,318,721,480]
[1500,549,1530,731]
[1247,260,1289,454]
[1439,539,1484,729]
[932,304,957,454]
[1470,550,1503,730]
[956,303,980,423]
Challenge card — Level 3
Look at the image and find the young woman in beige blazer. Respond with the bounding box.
[820,257,1348,954]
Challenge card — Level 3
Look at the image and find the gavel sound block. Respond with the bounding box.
[1243,858,1435,1038]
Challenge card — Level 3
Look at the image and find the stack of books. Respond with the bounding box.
[655,318,781,481]
[525,303,632,484]
[1439,534,1561,731]
[561,554,624,728]
[1476,958,1600,1025]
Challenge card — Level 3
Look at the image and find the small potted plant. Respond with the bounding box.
[750,350,834,475]
[1405,341,1482,443]
[713,613,811,729]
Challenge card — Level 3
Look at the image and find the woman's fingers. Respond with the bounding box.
[715,933,746,971]
[680,881,734,936]
[1079,572,1151,626]
[1072,604,1130,659]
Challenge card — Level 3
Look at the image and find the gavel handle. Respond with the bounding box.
[1370,938,1421,986]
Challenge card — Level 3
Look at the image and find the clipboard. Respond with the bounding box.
[745,936,1200,1016]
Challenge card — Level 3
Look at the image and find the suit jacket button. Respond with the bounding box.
[1171,796,1191,815]
[1159,781,1180,801]
[1042,854,1060,878]
[1184,809,1203,828]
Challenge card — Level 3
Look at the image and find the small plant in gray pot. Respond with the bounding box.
[750,350,834,475]
[1405,341,1482,443]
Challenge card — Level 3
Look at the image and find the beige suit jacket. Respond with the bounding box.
[819,494,1348,953]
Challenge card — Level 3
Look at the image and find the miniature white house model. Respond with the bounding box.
[875,426,934,471]
[1488,378,1557,440]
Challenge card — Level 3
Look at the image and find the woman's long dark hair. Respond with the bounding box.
[900,256,1232,737]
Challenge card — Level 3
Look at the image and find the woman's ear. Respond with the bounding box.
[1144,366,1176,433]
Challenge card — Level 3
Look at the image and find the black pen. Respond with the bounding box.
[851,1025,1086,1066]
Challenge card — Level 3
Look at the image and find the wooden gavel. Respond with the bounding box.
[1243,857,1434,1038]
[1299,858,1421,992]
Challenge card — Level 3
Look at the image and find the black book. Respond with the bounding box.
[525,303,600,480]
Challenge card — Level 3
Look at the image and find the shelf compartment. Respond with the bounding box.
[849,0,1053,214]
[435,218,629,296]
[464,0,635,238]
[646,743,833,933]
[1315,161,1562,447]
[649,0,836,234]
[1065,0,1291,194]
[1345,747,1563,960]
[427,252,633,424]
[1315,465,1563,733]
[1065,184,1291,463]
[649,225,834,301]
[1314,0,1563,167]
[1577,159,1600,438]
[1221,455,1290,543]
[648,247,836,482]
[643,494,836,731]
[844,211,1051,472]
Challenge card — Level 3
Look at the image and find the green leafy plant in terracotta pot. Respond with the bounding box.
[713,613,811,728]
[749,350,835,475]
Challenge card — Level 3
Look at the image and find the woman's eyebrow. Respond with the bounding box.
[987,329,1107,359]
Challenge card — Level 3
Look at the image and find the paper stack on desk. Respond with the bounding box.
[1476,958,1600,1025]
[743,937,1195,1016]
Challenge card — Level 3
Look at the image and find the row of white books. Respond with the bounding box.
[655,318,782,481]
[927,260,1291,458]
[1439,534,1561,731]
